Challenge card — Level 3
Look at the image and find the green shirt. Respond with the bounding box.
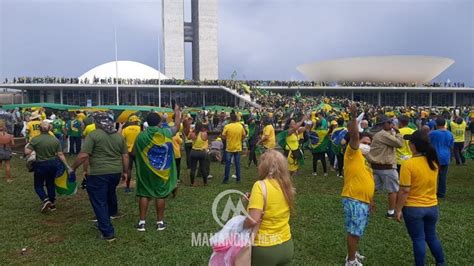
[27,133,61,161]
[52,118,65,136]
[81,128,128,175]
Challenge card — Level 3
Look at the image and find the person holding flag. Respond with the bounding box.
[278,115,307,176]
[134,104,181,232]
[309,119,330,176]
[331,118,348,178]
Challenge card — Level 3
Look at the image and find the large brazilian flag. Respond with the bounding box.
[54,159,77,195]
[135,126,177,198]
[309,129,329,153]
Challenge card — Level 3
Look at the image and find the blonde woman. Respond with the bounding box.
[244,150,296,266]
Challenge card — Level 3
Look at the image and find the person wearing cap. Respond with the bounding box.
[222,110,247,184]
[71,112,129,242]
[25,111,42,141]
[428,118,454,199]
[342,105,375,266]
[366,115,403,219]
[395,131,445,266]
[0,120,14,183]
[25,121,71,213]
[119,115,141,193]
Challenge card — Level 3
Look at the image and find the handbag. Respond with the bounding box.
[235,180,268,266]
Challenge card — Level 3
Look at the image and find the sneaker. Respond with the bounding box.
[111,213,126,220]
[136,223,146,232]
[41,200,52,213]
[231,174,237,179]
[207,175,213,179]
[312,172,318,176]
[386,212,396,219]
[101,235,116,242]
[50,204,57,212]
[345,258,363,266]
[89,217,98,222]
[156,221,167,231]
[323,173,328,177]
[346,252,366,261]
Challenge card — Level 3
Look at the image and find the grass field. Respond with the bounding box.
[1,153,473,265]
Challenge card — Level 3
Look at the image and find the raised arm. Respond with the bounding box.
[348,105,359,150]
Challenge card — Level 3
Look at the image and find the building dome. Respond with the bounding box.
[297,56,454,84]
[79,60,168,81]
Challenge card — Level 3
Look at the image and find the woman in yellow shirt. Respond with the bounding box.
[396,130,445,266]
[244,149,295,266]
[172,131,183,182]
[283,116,306,175]
[188,122,209,186]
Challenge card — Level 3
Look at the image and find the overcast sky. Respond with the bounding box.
[0,0,473,84]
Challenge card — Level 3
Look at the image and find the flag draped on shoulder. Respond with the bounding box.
[54,159,77,195]
[277,130,289,149]
[135,126,177,198]
[331,127,348,155]
[309,129,329,153]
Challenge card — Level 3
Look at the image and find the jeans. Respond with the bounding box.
[189,150,209,185]
[33,159,57,203]
[437,165,448,198]
[224,152,241,182]
[184,143,192,169]
[69,136,82,154]
[248,144,258,167]
[175,158,181,180]
[403,206,445,266]
[453,142,466,165]
[86,173,121,238]
[336,153,344,176]
[312,152,327,173]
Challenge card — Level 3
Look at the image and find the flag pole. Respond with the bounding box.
[158,22,162,108]
[115,27,119,106]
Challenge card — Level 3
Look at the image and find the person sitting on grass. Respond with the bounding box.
[341,105,375,266]
[396,130,445,266]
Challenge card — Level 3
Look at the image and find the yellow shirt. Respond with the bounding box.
[341,146,375,204]
[285,133,299,151]
[27,121,42,140]
[248,179,291,247]
[400,156,438,207]
[397,127,415,165]
[222,122,246,152]
[262,125,276,149]
[192,132,208,150]
[76,113,86,122]
[122,125,141,153]
[450,121,466,143]
[83,124,96,138]
[172,132,183,158]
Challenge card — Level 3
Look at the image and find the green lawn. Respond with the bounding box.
[1,154,473,265]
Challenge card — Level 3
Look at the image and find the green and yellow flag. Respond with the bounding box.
[54,159,77,195]
[135,126,177,198]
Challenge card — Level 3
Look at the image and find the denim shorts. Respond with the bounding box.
[342,198,370,237]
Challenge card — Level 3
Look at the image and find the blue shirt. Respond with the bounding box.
[429,130,454,166]
[428,119,437,130]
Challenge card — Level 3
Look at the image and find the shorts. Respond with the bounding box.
[0,147,12,161]
[342,198,369,237]
[373,169,399,193]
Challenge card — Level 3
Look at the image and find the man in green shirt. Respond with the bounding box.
[71,112,128,242]
[67,114,82,155]
[25,121,71,213]
[52,115,66,151]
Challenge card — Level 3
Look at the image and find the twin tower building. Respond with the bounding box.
[162,0,218,80]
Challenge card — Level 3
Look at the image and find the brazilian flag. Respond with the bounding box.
[331,127,348,155]
[135,126,177,198]
[54,159,77,195]
[408,122,417,130]
[309,129,329,153]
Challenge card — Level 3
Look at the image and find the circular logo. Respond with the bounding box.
[212,189,251,227]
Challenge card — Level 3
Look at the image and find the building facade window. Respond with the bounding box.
[407,92,429,106]
[353,92,378,105]
[381,92,404,106]
[432,92,453,106]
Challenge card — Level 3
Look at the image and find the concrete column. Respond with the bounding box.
[98,89,102,105]
[377,91,381,106]
[453,92,456,107]
[429,92,433,107]
[404,91,407,107]
[40,90,44,103]
[60,88,64,104]
[202,91,206,106]
[169,90,172,106]
[134,89,138,106]
[323,91,326,97]
[21,90,24,104]
[162,0,185,79]
[351,90,354,101]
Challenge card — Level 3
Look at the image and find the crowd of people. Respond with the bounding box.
[4,76,465,88]
[1,94,473,266]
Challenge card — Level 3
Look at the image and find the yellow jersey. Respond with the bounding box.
[27,121,42,140]
[397,127,415,165]
[262,125,276,149]
[248,179,291,247]
[83,124,96,138]
[172,132,183,158]
[122,125,141,153]
[285,133,299,151]
[341,146,374,204]
[76,113,86,122]
[192,132,208,150]
[450,121,466,143]
[222,122,246,152]
[400,156,438,207]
